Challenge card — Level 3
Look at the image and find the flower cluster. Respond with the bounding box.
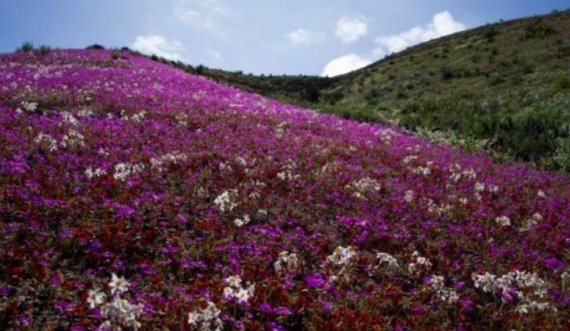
[376,252,401,274]
[85,166,107,179]
[87,274,144,330]
[473,270,550,314]
[213,189,238,213]
[495,215,511,227]
[233,214,250,227]
[113,162,145,181]
[223,275,255,304]
[150,151,187,171]
[274,251,299,273]
[408,251,432,276]
[429,275,459,304]
[187,301,223,331]
[327,246,356,267]
[345,177,381,199]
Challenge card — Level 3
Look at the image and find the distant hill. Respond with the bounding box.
[155,9,570,171]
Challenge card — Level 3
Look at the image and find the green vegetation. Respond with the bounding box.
[114,9,570,171]
[15,41,52,54]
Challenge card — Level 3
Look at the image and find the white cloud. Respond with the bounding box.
[374,11,466,57]
[131,35,185,61]
[336,15,368,43]
[174,0,230,30]
[287,29,325,44]
[321,53,371,77]
[175,9,215,29]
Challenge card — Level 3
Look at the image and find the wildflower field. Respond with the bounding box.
[1,49,570,330]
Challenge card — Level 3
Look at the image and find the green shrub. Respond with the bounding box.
[543,137,570,172]
[525,19,556,38]
[553,73,570,90]
[86,44,105,50]
[16,41,34,52]
[37,45,51,55]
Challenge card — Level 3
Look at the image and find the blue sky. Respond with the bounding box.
[0,0,568,76]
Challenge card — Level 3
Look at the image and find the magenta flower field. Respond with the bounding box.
[1,49,570,330]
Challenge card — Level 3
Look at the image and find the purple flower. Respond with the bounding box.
[545,256,564,270]
[0,286,14,297]
[274,306,292,316]
[268,322,287,331]
[459,296,475,311]
[259,302,273,313]
[50,273,62,287]
[304,273,325,288]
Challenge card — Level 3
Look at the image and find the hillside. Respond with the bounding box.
[2,49,570,329]
[175,9,570,169]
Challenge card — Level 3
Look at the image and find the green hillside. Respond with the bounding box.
[134,9,570,170]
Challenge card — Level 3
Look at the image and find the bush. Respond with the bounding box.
[86,44,105,50]
[37,45,51,55]
[483,28,499,42]
[525,19,556,38]
[544,137,570,172]
[16,41,34,52]
[553,73,570,90]
[440,66,460,81]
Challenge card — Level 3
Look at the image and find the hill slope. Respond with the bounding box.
[182,9,570,168]
[1,49,570,329]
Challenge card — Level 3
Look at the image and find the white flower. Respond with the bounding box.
[412,165,431,176]
[85,166,107,179]
[109,273,129,295]
[520,213,542,232]
[235,288,252,304]
[225,275,242,288]
[495,216,511,227]
[561,269,570,284]
[327,245,356,267]
[537,190,546,198]
[472,272,496,293]
[376,252,401,273]
[274,251,299,273]
[188,301,223,331]
[233,214,250,228]
[113,162,145,181]
[346,177,381,199]
[60,111,79,126]
[474,182,485,192]
[473,270,550,314]
[429,275,459,304]
[276,159,300,181]
[60,128,85,148]
[214,190,238,213]
[257,209,268,216]
[223,286,235,298]
[223,275,254,304]
[21,101,38,112]
[404,190,414,203]
[150,151,187,171]
[87,289,106,309]
[88,274,144,330]
[218,161,233,173]
[403,155,418,165]
[408,251,432,275]
[35,133,58,151]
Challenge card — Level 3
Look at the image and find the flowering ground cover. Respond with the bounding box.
[1,49,570,330]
